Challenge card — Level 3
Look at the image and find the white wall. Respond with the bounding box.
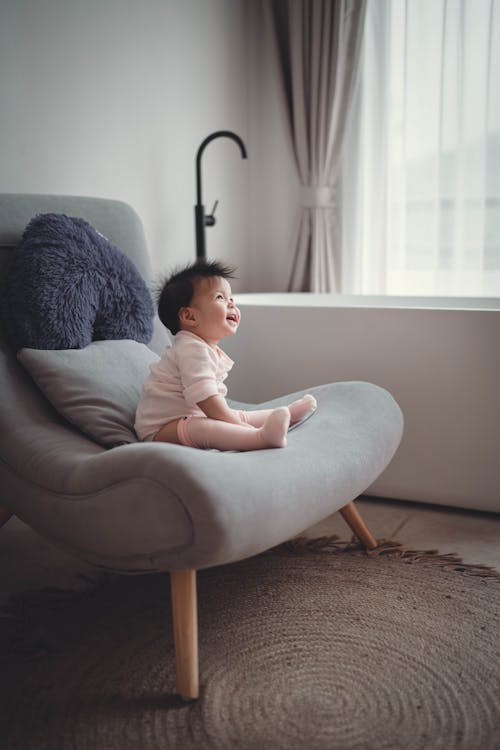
[224,296,500,514]
[0,0,252,289]
[0,0,302,292]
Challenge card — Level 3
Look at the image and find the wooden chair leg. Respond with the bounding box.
[0,503,13,529]
[339,500,377,549]
[170,569,199,701]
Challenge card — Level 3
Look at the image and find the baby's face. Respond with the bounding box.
[181,276,241,347]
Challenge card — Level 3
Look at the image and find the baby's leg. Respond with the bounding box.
[178,408,290,451]
[153,419,183,444]
[235,408,273,427]
[237,394,317,427]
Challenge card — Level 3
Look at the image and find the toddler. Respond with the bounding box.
[134,260,316,450]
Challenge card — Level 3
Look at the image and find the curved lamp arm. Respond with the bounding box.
[194,130,248,260]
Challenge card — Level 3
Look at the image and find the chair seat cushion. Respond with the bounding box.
[2,380,403,573]
[0,213,154,352]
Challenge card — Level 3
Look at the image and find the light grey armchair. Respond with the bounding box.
[0,194,403,700]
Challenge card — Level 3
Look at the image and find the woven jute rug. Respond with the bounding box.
[1,537,499,750]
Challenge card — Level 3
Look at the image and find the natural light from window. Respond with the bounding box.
[341,0,500,297]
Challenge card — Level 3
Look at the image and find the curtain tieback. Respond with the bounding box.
[300,185,335,208]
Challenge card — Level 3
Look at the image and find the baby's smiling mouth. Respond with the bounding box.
[226,313,238,323]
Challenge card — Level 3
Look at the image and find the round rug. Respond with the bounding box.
[1,538,499,750]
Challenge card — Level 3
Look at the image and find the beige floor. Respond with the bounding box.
[1,496,499,601]
[305,495,500,569]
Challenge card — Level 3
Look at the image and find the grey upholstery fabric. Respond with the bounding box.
[0,194,151,280]
[0,194,403,573]
[17,340,160,446]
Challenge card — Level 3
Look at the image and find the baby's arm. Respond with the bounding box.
[197,394,248,426]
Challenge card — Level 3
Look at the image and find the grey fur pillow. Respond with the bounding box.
[1,212,154,352]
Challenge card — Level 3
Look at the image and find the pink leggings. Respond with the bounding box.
[173,395,317,452]
[236,408,275,427]
[176,408,290,451]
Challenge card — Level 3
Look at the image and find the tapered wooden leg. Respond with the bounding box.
[0,503,13,529]
[339,501,377,549]
[170,569,199,701]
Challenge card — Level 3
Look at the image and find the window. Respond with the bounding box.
[341,0,500,296]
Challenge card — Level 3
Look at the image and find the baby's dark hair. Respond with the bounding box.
[157,259,237,335]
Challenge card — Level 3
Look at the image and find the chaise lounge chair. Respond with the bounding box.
[0,193,403,700]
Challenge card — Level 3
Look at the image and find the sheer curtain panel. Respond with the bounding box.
[341,0,500,296]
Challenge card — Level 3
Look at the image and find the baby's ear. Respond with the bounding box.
[179,306,197,325]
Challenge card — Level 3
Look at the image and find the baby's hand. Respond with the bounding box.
[197,394,240,423]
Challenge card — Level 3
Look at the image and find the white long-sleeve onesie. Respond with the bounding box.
[134,330,234,441]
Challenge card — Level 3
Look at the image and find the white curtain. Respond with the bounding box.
[266,0,366,292]
[341,0,500,297]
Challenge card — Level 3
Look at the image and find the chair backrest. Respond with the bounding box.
[0,194,165,489]
[0,193,153,280]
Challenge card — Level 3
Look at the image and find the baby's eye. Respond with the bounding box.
[216,293,224,300]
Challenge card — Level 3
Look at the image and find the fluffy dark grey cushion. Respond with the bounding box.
[1,213,154,351]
